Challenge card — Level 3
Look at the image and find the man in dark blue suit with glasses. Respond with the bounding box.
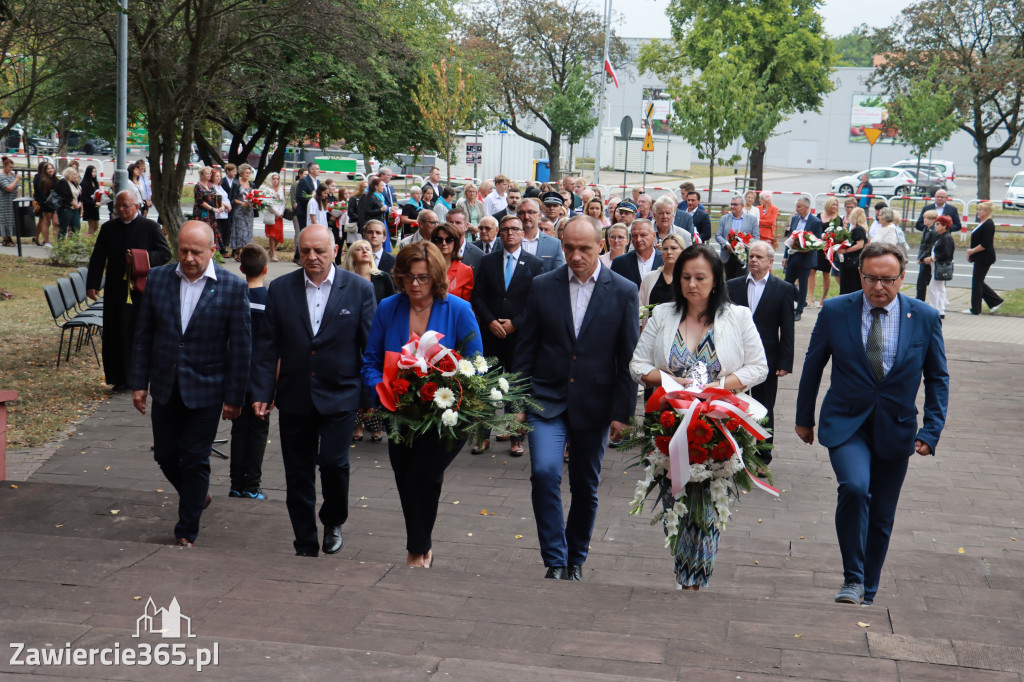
[796,242,948,607]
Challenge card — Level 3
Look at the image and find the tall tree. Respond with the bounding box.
[670,56,751,195]
[413,41,477,185]
[832,25,875,67]
[872,0,1024,200]
[638,0,834,191]
[882,59,962,180]
[544,63,598,175]
[467,0,625,181]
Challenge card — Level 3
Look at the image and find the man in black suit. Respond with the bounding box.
[683,191,712,244]
[515,215,640,581]
[471,214,544,456]
[252,224,377,557]
[782,197,823,321]
[492,188,521,223]
[364,220,394,274]
[379,167,397,209]
[913,189,961,300]
[293,162,319,261]
[461,216,498,274]
[130,221,252,548]
[727,241,795,463]
[611,219,662,288]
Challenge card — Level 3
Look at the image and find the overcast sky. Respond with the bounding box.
[615,0,914,39]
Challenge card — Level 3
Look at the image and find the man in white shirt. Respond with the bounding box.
[726,241,796,463]
[461,216,498,274]
[610,219,662,288]
[398,209,438,249]
[483,174,511,217]
[514,198,565,272]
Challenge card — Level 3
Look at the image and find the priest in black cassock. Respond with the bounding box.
[86,190,171,390]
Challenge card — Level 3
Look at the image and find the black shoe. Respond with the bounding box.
[322,525,344,554]
[566,565,583,581]
[295,549,318,557]
[544,566,567,580]
[794,312,802,321]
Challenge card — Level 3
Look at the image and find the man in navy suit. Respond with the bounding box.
[683,191,712,244]
[471,214,544,456]
[782,197,823,321]
[379,167,398,209]
[727,241,795,463]
[611,219,662,288]
[461,216,499,274]
[131,221,252,548]
[364,220,394,274]
[514,198,565,273]
[796,241,948,606]
[252,224,376,557]
[515,215,640,581]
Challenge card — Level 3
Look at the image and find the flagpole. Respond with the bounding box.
[594,0,611,185]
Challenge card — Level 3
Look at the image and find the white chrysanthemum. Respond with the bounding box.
[489,388,503,401]
[433,387,456,409]
[473,356,489,373]
[497,377,510,392]
[441,409,458,427]
[457,359,476,377]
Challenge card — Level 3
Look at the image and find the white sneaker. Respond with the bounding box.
[990,302,1004,313]
[961,309,975,315]
[43,242,53,249]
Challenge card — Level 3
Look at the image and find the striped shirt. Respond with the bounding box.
[861,294,900,376]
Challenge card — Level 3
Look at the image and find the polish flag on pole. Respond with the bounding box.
[604,58,619,88]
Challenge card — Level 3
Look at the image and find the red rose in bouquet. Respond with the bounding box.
[436,356,457,374]
[393,378,410,396]
[420,382,438,401]
[655,436,672,455]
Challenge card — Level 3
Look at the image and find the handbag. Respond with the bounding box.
[44,189,62,212]
[933,260,954,281]
[125,249,151,297]
[283,207,294,221]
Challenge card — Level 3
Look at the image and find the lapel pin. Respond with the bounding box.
[907,313,911,318]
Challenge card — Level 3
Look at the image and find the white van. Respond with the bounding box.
[894,158,957,191]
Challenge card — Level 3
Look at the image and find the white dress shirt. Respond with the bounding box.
[373,248,384,268]
[746,272,769,314]
[637,250,656,280]
[483,190,507,217]
[175,259,218,332]
[521,231,540,256]
[568,261,601,337]
[304,265,336,336]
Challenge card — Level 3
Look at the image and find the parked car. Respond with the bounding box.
[901,168,946,197]
[1003,172,1024,210]
[830,167,919,198]
[2,126,52,155]
[66,131,112,155]
[893,158,957,191]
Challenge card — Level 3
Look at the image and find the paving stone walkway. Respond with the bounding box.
[2,301,1024,680]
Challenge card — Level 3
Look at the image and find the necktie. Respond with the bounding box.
[484,241,491,254]
[867,307,887,382]
[504,254,516,290]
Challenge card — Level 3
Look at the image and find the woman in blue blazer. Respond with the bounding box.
[363,242,483,568]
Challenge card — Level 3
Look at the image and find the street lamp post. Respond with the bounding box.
[114,0,129,196]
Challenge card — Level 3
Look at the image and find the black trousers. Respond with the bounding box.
[150,385,221,542]
[278,409,356,555]
[724,257,746,280]
[229,401,269,492]
[216,218,232,253]
[970,261,1004,314]
[915,262,931,301]
[750,372,778,464]
[785,261,813,314]
[388,434,465,554]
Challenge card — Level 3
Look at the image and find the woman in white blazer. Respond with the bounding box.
[629,244,768,590]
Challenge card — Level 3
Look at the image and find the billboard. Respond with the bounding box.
[849,94,899,144]
[641,87,675,134]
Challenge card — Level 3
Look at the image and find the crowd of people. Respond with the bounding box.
[73,161,957,606]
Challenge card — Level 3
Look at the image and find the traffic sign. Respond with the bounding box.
[864,128,883,145]
[641,126,654,152]
[620,116,633,140]
[645,102,654,120]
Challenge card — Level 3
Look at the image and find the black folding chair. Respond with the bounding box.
[43,285,100,367]
[68,271,103,312]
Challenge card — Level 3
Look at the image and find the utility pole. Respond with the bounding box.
[594,0,611,184]
[114,0,129,196]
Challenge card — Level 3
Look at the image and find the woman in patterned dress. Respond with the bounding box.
[229,163,255,258]
[0,156,19,246]
[629,244,768,590]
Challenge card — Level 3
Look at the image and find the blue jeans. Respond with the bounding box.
[828,426,910,600]
[527,412,609,568]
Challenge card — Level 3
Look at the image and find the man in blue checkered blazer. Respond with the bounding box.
[131,221,252,548]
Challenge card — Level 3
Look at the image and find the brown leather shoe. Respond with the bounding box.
[204,493,212,509]
[174,537,194,548]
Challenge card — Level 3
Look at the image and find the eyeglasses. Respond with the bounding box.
[516,210,540,216]
[420,219,439,225]
[860,273,902,287]
[431,236,455,245]
[608,234,627,240]
[401,274,432,285]
[498,227,523,233]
